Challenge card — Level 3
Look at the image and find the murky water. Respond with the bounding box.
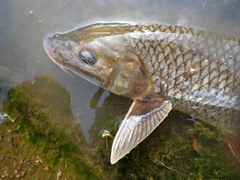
[0,0,240,178]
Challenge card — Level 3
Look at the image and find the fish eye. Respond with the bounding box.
[79,50,97,65]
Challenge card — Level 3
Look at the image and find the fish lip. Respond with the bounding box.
[43,37,54,60]
[43,39,50,57]
[43,37,74,74]
[43,39,57,65]
[43,37,64,67]
[43,34,54,52]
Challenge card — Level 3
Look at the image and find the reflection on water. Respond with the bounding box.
[0,0,240,178]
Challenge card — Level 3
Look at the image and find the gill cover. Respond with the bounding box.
[108,50,152,99]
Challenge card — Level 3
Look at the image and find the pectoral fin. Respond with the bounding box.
[110,99,172,164]
[227,133,240,163]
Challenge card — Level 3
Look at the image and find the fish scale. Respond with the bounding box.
[126,24,240,133]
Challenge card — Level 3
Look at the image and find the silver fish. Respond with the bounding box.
[43,23,240,164]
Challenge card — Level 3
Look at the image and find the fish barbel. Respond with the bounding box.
[43,23,240,164]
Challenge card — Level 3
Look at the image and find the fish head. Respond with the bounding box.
[43,32,117,89]
[43,24,152,99]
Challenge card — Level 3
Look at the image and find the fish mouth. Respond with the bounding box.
[43,37,64,67]
[43,37,56,61]
[43,37,73,75]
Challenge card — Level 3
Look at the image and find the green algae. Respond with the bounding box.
[0,77,102,179]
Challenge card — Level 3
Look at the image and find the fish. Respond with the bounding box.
[43,23,240,164]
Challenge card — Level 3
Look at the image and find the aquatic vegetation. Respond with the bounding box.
[100,129,114,150]
[0,77,102,179]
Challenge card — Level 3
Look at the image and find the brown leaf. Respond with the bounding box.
[193,138,199,152]
[42,166,51,172]
[21,171,26,177]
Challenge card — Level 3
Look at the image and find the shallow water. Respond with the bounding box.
[0,0,240,178]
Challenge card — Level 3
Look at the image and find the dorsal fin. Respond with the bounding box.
[110,99,172,164]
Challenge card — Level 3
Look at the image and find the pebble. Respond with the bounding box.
[42,166,50,172]
[20,159,24,164]
[0,112,7,120]
[26,160,31,165]
[16,125,21,131]
[4,170,8,177]
[57,169,62,180]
